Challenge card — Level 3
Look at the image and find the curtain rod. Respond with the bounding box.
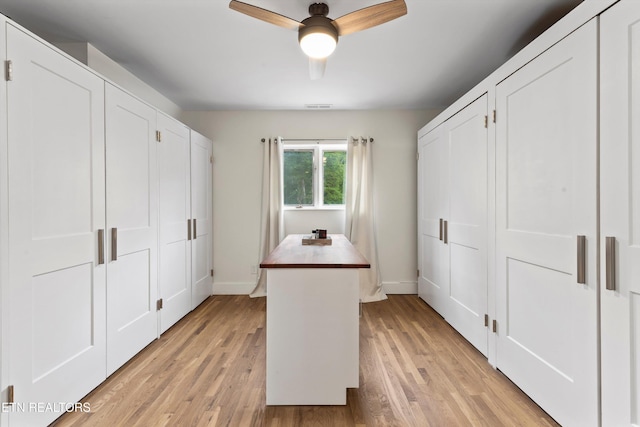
[260,137,374,143]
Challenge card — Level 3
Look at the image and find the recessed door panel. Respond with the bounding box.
[105,84,158,375]
[417,125,449,317]
[496,20,598,427]
[600,3,640,425]
[190,131,212,309]
[7,25,106,426]
[158,112,191,333]
[445,94,488,356]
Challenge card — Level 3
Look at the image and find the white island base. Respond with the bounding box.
[266,268,359,405]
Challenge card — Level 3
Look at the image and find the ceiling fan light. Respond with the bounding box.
[298,16,338,59]
[300,33,336,58]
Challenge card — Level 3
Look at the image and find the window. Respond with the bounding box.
[283,142,347,208]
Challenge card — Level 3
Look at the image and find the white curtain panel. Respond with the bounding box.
[345,138,387,302]
[251,137,284,297]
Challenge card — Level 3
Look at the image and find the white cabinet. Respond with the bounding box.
[0,19,213,426]
[158,113,192,333]
[495,20,598,427]
[600,1,640,425]
[157,116,213,333]
[105,83,159,375]
[190,130,213,309]
[418,123,449,317]
[418,94,488,356]
[5,24,107,426]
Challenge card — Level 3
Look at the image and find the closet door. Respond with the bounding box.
[600,2,640,425]
[495,20,598,427]
[417,124,449,317]
[6,25,106,426]
[190,131,213,309]
[105,84,158,375]
[158,112,191,333]
[445,94,488,356]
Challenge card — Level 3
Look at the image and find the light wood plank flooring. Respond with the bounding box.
[52,295,558,426]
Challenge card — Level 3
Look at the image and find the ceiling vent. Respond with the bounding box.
[305,104,333,109]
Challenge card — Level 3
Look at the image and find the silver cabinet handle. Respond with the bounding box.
[439,218,443,241]
[443,220,448,244]
[606,236,616,291]
[193,218,197,240]
[111,227,117,261]
[187,219,192,241]
[577,235,586,284]
[98,229,105,265]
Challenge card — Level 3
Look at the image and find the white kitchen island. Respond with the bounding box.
[260,234,370,405]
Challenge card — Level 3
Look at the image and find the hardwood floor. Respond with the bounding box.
[52,295,558,426]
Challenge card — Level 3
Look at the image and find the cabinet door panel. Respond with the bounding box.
[600,2,640,425]
[105,83,158,375]
[158,112,191,333]
[190,131,212,309]
[6,25,106,427]
[495,20,598,427]
[417,125,449,317]
[445,94,488,356]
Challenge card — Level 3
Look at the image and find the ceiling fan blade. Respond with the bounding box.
[309,58,327,80]
[332,0,407,36]
[229,1,302,31]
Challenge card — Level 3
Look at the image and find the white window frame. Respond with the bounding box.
[282,140,347,210]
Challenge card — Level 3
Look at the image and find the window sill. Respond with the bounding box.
[283,206,345,212]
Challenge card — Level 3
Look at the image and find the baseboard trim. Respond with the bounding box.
[212,282,256,295]
[382,281,418,295]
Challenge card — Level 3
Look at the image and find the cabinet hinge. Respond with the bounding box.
[492,110,496,123]
[484,115,488,128]
[156,130,162,142]
[7,385,14,404]
[492,319,497,333]
[156,298,163,310]
[5,60,13,81]
[210,269,214,277]
[484,314,489,327]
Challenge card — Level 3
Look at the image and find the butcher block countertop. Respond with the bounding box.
[260,234,370,269]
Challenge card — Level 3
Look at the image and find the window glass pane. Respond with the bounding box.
[323,150,346,205]
[283,150,314,205]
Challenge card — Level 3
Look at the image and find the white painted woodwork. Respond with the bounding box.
[418,95,488,356]
[600,2,640,425]
[495,20,598,427]
[190,131,213,309]
[266,268,359,405]
[6,24,106,426]
[417,124,449,317]
[158,112,192,333]
[445,95,488,356]
[105,83,158,375]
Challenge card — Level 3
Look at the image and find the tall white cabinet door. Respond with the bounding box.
[445,95,488,356]
[600,2,640,425]
[495,20,598,427]
[158,112,192,333]
[190,131,213,309]
[417,124,449,317]
[6,25,106,426]
[105,84,158,375]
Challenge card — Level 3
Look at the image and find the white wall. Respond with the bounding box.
[182,109,440,295]
[55,42,183,118]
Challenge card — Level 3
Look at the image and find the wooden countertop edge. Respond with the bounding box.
[259,262,371,269]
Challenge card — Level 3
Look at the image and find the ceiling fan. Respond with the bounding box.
[229,0,407,79]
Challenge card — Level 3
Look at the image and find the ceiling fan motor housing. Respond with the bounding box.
[298,15,339,44]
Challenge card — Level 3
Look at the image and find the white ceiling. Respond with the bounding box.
[0,0,581,110]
